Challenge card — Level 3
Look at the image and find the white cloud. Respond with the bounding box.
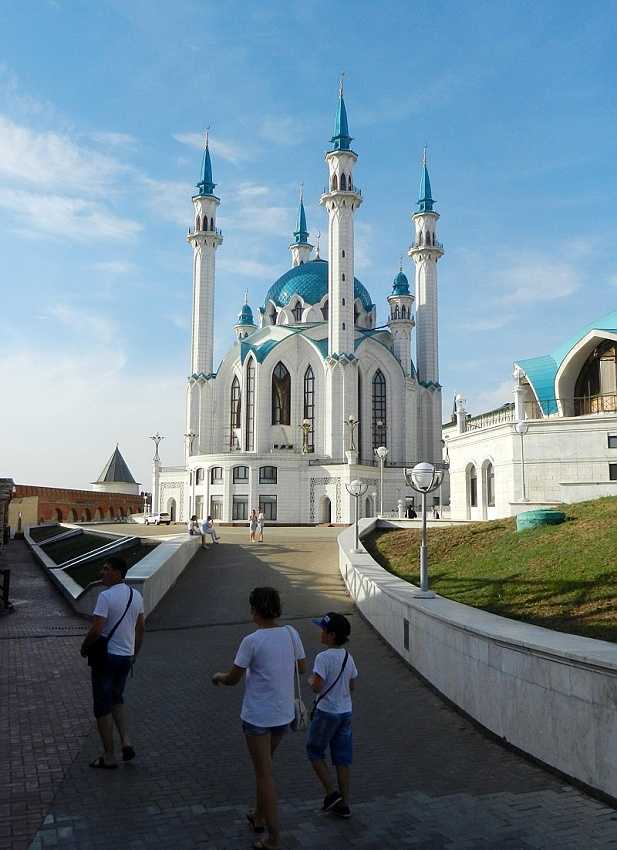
[139,175,191,225]
[497,258,580,305]
[47,303,121,351]
[259,115,304,146]
[468,380,513,415]
[462,314,514,331]
[90,131,138,148]
[219,256,279,279]
[90,260,137,275]
[173,132,249,164]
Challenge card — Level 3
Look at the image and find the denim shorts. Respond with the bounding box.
[242,721,289,737]
[91,654,132,718]
[306,709,353,766]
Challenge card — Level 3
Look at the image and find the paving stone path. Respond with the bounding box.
[3,527,617,850]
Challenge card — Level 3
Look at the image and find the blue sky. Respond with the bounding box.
[2,0,617,488]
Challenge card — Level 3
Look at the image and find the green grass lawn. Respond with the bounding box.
[365,496,617,643]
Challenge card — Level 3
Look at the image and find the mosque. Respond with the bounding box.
[155,84,445,524]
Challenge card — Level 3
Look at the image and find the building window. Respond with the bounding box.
[196,467,205,484]
[210,466,223,483]
[246,359,255,450]
[485,462,495,507]
[575,340,617,415]
[230,376,241,449]
[469,466,478,507]
[259,466,277,484]
[210,495,223,519]
[304,366,315,453]
[609,434,617,449]
[372,370,387,450]
[195,495,204,518]
[272,361,291,425]
[292,302,303,322]
[610,464,617,481]
[342,250,345,258]
[259,495,277,520]
[233,465,249,483]
[233,496,248,520]
[342,273,345,281]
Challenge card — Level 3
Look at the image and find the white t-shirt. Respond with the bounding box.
[93,583,144,657]
[313,647,358,714]
[234,626,306,727]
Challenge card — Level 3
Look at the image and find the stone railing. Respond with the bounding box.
[465,406,516,431]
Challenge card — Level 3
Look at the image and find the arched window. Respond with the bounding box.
[331,174,338,191]
[468,465,478,507]
[55,508,63,522]
[246,359,255,450]
[432,232,436,246]
[303,366,315,453]
[485,462,495,507]
[354,303,360,324]
[268,305,278,325]
[196,467,205,484]
[84,508,92,521]
[210,466,223,484]
[372,370,387,450]
[342,273,345,281]
[575,340,617,415]
[210,217,215,231]
[68,509,78,522]
[195,215,201,231]
[272,362,291,425]
[259,466,277,483]
[292,302,303,322]
[232,465,249,483]
[321,300,329,320]
[340,173,347,190]
[342,250,345,258]
[394,305,400,319]
[230,376,241,448]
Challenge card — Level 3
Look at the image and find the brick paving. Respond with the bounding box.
[3,527,617,850]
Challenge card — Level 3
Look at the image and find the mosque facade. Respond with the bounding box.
[155,86,444,524]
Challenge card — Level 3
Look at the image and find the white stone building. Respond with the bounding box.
[156,85,444,524]
[445,310,617,520]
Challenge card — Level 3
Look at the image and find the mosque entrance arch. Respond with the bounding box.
[167,498,177,522]
[319,496,331,524]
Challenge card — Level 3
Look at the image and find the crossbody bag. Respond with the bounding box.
[286,626,309,732]
[87,586,134,669]
[310,650,349,720]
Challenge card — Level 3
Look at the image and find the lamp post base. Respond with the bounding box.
[411,589,436,599]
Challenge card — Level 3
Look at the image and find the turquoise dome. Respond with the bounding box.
[392,270,410,295]
[238,303,255,325]
[264,259,373,311]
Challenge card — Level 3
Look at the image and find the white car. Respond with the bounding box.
[145,512,171,526]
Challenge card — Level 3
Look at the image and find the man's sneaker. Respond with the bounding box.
[322,791,342,811]
[332,800,351,818]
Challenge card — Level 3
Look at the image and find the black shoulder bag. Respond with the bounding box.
[310,651,349,720]
[87,586,134,669]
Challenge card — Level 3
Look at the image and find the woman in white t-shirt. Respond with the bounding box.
[212,586,305,850]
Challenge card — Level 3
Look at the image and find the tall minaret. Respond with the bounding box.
[187,133,223,376]
[320,78,362,357]
[409,149,444,460]
[289,186,313,267]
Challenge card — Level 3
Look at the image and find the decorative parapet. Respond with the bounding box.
[325,352,357,367]
[188,371,217,383]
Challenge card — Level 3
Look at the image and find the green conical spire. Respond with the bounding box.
[417,147,434,212]
[293,185,309,244]
[330,76,352,152]
[196,131,216,196]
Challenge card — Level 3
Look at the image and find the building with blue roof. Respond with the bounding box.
[155,82,446,525]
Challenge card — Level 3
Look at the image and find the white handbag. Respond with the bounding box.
[286,627,309,732]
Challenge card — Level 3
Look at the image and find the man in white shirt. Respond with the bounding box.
[80,555,145,769]
[200,515,220,547]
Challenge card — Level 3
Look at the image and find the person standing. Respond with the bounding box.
[80,555,145,768]
[249,509,258,543]
[212,587,305,850]
[306,612,358,818]
[257,509,265,543]
[200,515,220,547]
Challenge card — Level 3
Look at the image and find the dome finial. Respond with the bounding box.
[417,146,434,213]
[244,288,248,305]
[400,255,403,273]
[293,184,309,244]
[339,71,345,98]
[330,76,352,151]
[196,125,216,196]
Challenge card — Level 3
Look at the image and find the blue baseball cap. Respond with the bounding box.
[312,612,351,639]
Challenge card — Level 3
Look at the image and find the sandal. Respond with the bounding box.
[246,812,265,834]
[89,756,118,769]
[122,745,136,762]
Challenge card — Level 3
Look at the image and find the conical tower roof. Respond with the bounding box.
[94,446,137,484]
[196,135,216,196]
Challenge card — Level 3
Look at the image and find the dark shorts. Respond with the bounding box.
[306,709,353,766]
[242,721,289,737]
[91,654,132,718]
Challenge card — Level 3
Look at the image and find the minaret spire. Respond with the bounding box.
[289,182,313,267]
[418,146,434,213]
[330,73,352,152]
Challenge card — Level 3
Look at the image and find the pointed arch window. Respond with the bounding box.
[245,359,255,451]
[331,174,338,191]
[303,366,315,453]
[196,215,201,232]
[210,217,215,231]
[272,362,291,425]
[292,302,303,322]
[230,375,241,449]
[394,305,400,319]
[372,369,387,450]
[340,173,347,190]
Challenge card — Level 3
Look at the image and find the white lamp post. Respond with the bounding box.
[371,490,377,517]
[374,445,388,516]
[403,462,444,597]
[345,478,368,553]
[515,420,529,501]
[301,418,312,454]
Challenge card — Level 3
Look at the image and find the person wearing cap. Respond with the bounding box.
[306,612,358,819]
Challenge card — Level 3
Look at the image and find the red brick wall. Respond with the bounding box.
[15,485,143,524]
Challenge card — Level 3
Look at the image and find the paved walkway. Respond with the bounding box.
[3,527,617,850]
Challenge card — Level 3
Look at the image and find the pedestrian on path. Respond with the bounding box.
[306,612,358,819]
[212,586,306,850]
[80,556,145,769]
[188,514,199,535]
[257,510,265,543]
[249,509,258,542]
[200,515,220,547]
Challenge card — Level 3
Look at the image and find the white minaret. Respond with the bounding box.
[289,186,314,267]
[387,262,415,376]
[409,149,444,461]
[320,78,362,357]
[187,133,223,376]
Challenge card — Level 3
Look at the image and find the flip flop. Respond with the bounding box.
[122,745,136,762]
[89,756,118,769]
[246,812,266,834]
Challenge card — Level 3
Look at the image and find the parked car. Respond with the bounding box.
[145,512,171,526]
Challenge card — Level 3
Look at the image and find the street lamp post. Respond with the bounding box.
[301,418,312,454]
[345,415,359,452]
[345,479,369,553]
[403,462,444,598]
[374,445,388,516]
[515,420,529,501]
[371,490,377,517]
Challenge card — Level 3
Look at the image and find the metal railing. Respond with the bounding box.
[462,393,617,433]
[465,405,516,431]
